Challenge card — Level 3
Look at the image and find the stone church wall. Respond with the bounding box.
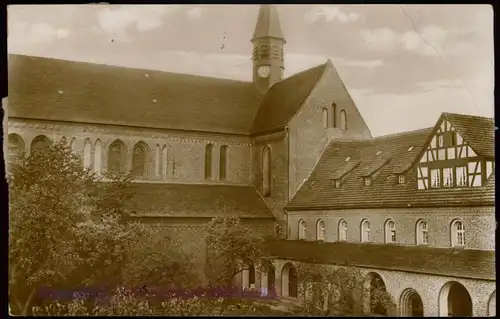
[252,131,289,224]
[7,118,253,185]
[141,218,275,284]
[288,62,372,200]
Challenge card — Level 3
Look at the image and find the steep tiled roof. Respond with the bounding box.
[128,183,274,219]
[263,240,495,280]
[443,112,495,158]
[288,126,495,210]
[7,54,263,135]
[251,63,327,134]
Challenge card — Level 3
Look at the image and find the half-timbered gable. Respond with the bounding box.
[287,112,495,211]
[416,113,495,190]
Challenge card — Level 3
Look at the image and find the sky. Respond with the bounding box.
[7,4,494,136]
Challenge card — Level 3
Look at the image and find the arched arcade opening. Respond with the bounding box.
[488,290,496,317]
[281,262,298,298]
[439,281,472,317]
[400,288,424,317]
[363,272,391,316]
[260,260,276,297]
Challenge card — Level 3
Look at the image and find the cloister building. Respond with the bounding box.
[6,5,495,317]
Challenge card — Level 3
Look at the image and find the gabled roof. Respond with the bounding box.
[128,183,274,219]
[287,125,495,210]
[251,63,327,134]
[7,54,263,135]
[442,112,495,158]
[8,54,332,137]
[264,240,495,281]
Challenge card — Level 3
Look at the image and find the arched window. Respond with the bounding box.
[107,140,127,174]
[262,146,272,197]
[83,138,93,170]
[316,220,325,241]
[322,108,329,128]
[332,103,337,128]
[384,219,396,243]
[416,220,428,245]
[155,144,161,177]
[451,219,465,247]
[31,135,51,155]
[8,134,25,167]
[361,219,371,243]
[205,144,213,180]
[340,109,347,130]
[93,139,102,174]
[339,219,348,241]
[132,142,148,178]
[298,220,307,240]
[162,146,168,179]
[219,145,228,181]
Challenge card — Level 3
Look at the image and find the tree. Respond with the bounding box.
[9,140,98,315]
[120,223,199,292]
[8,139,197,315]
[204,216,264,288]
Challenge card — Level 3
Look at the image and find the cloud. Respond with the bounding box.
[96,5,179,36]
[415,79,463,91]
[360,25,476,57]
[305,6,360,24]
[8,22,71,49]
[187,7,203,19]
[359,28,399,51]
[342,59,383,67]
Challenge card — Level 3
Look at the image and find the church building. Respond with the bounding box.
[6,5,495,317]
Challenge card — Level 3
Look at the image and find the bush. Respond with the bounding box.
[31,289,288,317]
[293,264,395,317]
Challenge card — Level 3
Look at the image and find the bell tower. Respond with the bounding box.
[251,5,286,94]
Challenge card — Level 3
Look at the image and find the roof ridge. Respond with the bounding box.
[278,62,327,84]
[370,126,434,140]
[279,61,329,122]
[129,181,254,188]
[443,112,494,121]
[250,61,328,134]
[9,53,254,84]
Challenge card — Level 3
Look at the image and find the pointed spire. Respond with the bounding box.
[252,5,285,42]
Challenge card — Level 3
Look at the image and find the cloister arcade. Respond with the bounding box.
[236,258,495,317]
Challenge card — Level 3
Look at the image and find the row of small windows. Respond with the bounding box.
[204,144,229,181]
[9,134,230,181]
[322,103,347,130]
[297,218,466,247]
[331,174,406,189]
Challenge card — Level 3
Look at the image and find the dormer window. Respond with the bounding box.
[397,175,406,184]
[364,177,372,186]
[332,180,341,188]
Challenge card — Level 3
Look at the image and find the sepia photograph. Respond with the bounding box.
[5,4,495,317]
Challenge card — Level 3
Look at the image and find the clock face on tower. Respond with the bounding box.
[258,66,271,78]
